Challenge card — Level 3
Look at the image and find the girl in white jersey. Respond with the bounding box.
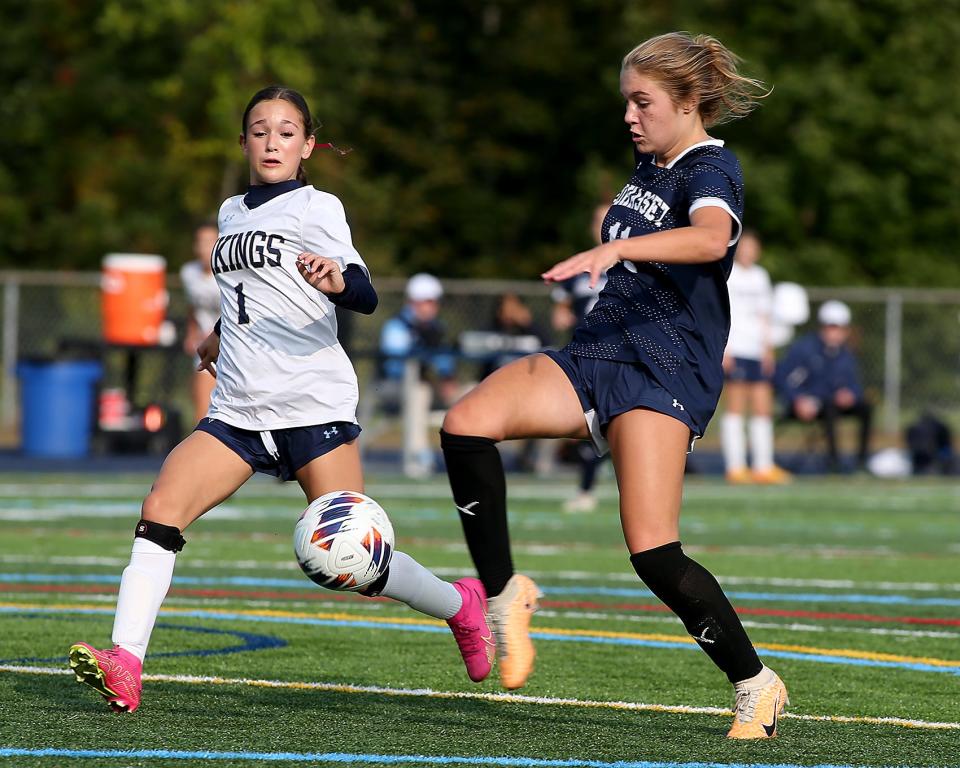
[180,219,221,424]
[69,87,494,714]
[721,230,791,484]
[440,34,788,740]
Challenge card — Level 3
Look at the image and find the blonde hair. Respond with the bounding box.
[621,32,770,127]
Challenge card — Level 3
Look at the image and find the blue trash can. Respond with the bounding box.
[17,359,103,458]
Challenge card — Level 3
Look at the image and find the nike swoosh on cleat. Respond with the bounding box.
[762,694,780,737]
[456,501,479,516]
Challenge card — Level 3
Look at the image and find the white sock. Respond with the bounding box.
[749,416,775,471]
[112,538,176,662]
[378,551,462,619]
[721,413,746,472]
[735,664,775,689]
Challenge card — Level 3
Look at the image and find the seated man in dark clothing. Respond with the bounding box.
[775,300,872,471]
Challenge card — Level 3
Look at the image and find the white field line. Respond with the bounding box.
[4,664,958,732]
[3,554,958,593]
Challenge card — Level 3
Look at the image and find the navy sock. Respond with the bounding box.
[631,542,762,683]
[440,429,513,597]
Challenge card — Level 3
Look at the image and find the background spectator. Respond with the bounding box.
[776,300,873,472]
[551,204,609,512]
[179,220,221,424]
[721,231,790,484]
[379,273,459,408]
[481,292,547,379]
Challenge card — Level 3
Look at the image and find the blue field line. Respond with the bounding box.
[542,586,960,608]
[4,572,960,607]
[3,605,958,676]
[0,748,900,768]
[0,617,284,665]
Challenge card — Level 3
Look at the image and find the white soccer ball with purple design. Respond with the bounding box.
[293,491,394,592]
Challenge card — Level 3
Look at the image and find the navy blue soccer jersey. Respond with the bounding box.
[565,140,744,434]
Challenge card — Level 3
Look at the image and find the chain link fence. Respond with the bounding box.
[2,270,959,457]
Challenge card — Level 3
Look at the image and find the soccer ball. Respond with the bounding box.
[293,491,395,592]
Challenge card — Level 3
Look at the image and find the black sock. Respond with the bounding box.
[440,429,513,597]
[630,542,762,683]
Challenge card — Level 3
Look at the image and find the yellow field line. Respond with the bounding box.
[6,601,960,670]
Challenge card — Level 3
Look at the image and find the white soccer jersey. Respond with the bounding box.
[207,185,368,429]
[725,262,772,361]
[180,260,221,335]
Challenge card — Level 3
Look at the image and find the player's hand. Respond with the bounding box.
[794,395,820,421]
[834,388,856,409]
[197,331,220,377]
[541,243,619,288]
[296,252,346,295]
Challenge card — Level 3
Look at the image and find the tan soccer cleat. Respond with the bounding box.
[725,467,753,485]
[727,667,789,739]
[750,465,793,485]
[487,574,540,690]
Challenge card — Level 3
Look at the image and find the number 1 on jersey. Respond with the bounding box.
[235,283,250,325]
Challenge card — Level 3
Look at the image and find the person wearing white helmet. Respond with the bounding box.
[775,299,873,472]
[379,272,458,405]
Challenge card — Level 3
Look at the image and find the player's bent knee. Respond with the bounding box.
[442,400,507,441]
[140,491,193,531]
[443,403,486,439]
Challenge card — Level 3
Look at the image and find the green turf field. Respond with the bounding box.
[1,472,958,768]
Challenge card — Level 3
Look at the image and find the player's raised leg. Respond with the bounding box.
[295,441,495,682]
[442,353,588,689]
[70,430,253,712]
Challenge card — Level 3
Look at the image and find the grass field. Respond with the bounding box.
[0,471,958,768]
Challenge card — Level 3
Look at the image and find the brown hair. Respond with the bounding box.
[621,32,770,127]
[242,86,315,183]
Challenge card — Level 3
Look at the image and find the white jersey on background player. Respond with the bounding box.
[209,186,366,429]
[180,259,221,337]
[720,231,788,485]
[725,259,772,362]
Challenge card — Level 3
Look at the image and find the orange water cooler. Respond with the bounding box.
[101,254,168,345]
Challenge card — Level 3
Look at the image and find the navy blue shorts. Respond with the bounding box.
[725,357,766,383]
[542,350,697,455]
[195,418,361,481]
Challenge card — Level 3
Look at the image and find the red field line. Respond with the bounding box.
[4,583,959,627]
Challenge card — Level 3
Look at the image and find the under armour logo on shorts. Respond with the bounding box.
[323,427,339,439]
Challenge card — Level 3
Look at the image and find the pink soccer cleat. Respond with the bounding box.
[69,642,143,713]
[447,578,496,682]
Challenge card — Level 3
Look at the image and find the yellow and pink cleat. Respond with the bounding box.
[447,578,496,682]
[727,667,789,739]
[68,642,143,713]
[487,574,541,690]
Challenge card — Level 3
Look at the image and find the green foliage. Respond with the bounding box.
[1,1,957,284]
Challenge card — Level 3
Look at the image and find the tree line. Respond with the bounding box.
[1,0,957,286]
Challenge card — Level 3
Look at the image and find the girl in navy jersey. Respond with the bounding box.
[441,33,787,739]
[69,86,493,713]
